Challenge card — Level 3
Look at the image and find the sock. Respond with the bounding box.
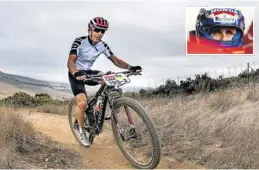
[79,127,83,133]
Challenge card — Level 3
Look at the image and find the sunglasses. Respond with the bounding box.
[93,28,106,34]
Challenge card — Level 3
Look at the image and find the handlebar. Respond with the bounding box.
[82,70,142,83]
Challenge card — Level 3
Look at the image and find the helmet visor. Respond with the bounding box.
[208,25,242,41]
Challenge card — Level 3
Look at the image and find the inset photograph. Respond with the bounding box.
[186,7,254,55]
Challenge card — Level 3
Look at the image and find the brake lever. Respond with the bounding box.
[134,71,142,75]
[106,71,114,75]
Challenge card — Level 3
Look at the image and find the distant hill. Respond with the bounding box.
[0,71,145,100]
[0,71,75,100]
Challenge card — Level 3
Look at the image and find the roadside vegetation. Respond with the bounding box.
[2,67,259,168]
[0,106,82,168]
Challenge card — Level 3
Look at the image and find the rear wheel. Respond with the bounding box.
[111,97,161,169]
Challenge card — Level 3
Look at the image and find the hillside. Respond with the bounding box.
[137,84,259,168]
[0,71,74,100]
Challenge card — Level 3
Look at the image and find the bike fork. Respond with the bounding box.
[112,108,128,140]
[124,106,135,128]
[113,106,136,141]
[124,106,139,140]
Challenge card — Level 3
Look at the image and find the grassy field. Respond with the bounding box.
[2,83,259,168]
[0,106,83,169]
[140,84,259,169]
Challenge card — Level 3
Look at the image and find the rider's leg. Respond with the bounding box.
[75,93,90,146]
[68,71,90,146]
[75,93,87,129]
[68,71,87,122]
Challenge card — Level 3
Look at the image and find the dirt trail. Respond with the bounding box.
[22,110,204,169]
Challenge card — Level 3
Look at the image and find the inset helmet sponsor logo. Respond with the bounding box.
[214,14,236,23]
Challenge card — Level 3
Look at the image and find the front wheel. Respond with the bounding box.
[111,97,161,169]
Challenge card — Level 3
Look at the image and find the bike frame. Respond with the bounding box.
[84,81,124,135]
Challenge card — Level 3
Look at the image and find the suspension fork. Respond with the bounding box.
[124,106,135,128]
[112,104,136,141]
[108,94,128,140]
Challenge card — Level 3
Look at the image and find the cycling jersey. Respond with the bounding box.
[69,35,114,70]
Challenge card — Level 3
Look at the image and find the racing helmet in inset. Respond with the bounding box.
[195,8,245,47]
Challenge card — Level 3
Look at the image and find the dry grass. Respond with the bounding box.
[34,103,68,115]
[207,89,244,113]
[140,83,259,168]
[0,106,82,168]
[9,83,259,168]
[246,83,259,101]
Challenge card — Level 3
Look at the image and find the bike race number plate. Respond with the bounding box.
[102,73,130,87]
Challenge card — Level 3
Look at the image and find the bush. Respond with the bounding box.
[138,69,257,98]
[0,92,65,108]
[0,92,38,107]
[35,93,53,105]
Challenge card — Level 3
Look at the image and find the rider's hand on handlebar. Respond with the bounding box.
[129,65,142,73]
[73,71,87,81]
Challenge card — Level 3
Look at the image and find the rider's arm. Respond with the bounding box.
[102,41,131,69]
[109,55,131,69]
[67,54,78,75]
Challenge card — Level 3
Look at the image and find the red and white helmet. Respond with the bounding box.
[88,17,109,31]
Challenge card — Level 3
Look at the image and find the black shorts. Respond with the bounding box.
[68,70,101,96]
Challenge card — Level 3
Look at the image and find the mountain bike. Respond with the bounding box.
[68,70,161,169]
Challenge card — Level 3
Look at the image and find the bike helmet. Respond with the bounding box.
[195,8,245,47]
[88,17,109,31]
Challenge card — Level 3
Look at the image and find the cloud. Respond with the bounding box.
[0,0,258,89]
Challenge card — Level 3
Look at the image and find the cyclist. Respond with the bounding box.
[187,8,253,54]
[67,16,142,146]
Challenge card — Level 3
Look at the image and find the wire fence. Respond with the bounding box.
[123,59,259,92]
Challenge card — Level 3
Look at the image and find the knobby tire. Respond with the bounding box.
[111,97,161,169]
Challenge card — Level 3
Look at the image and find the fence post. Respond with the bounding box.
[177,76,179,85]
[228,67,230,77]
[248,62,250,84]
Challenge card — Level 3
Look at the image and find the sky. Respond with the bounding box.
[0,0,258,89]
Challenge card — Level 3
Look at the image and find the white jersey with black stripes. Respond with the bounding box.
[69,35,114,71]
